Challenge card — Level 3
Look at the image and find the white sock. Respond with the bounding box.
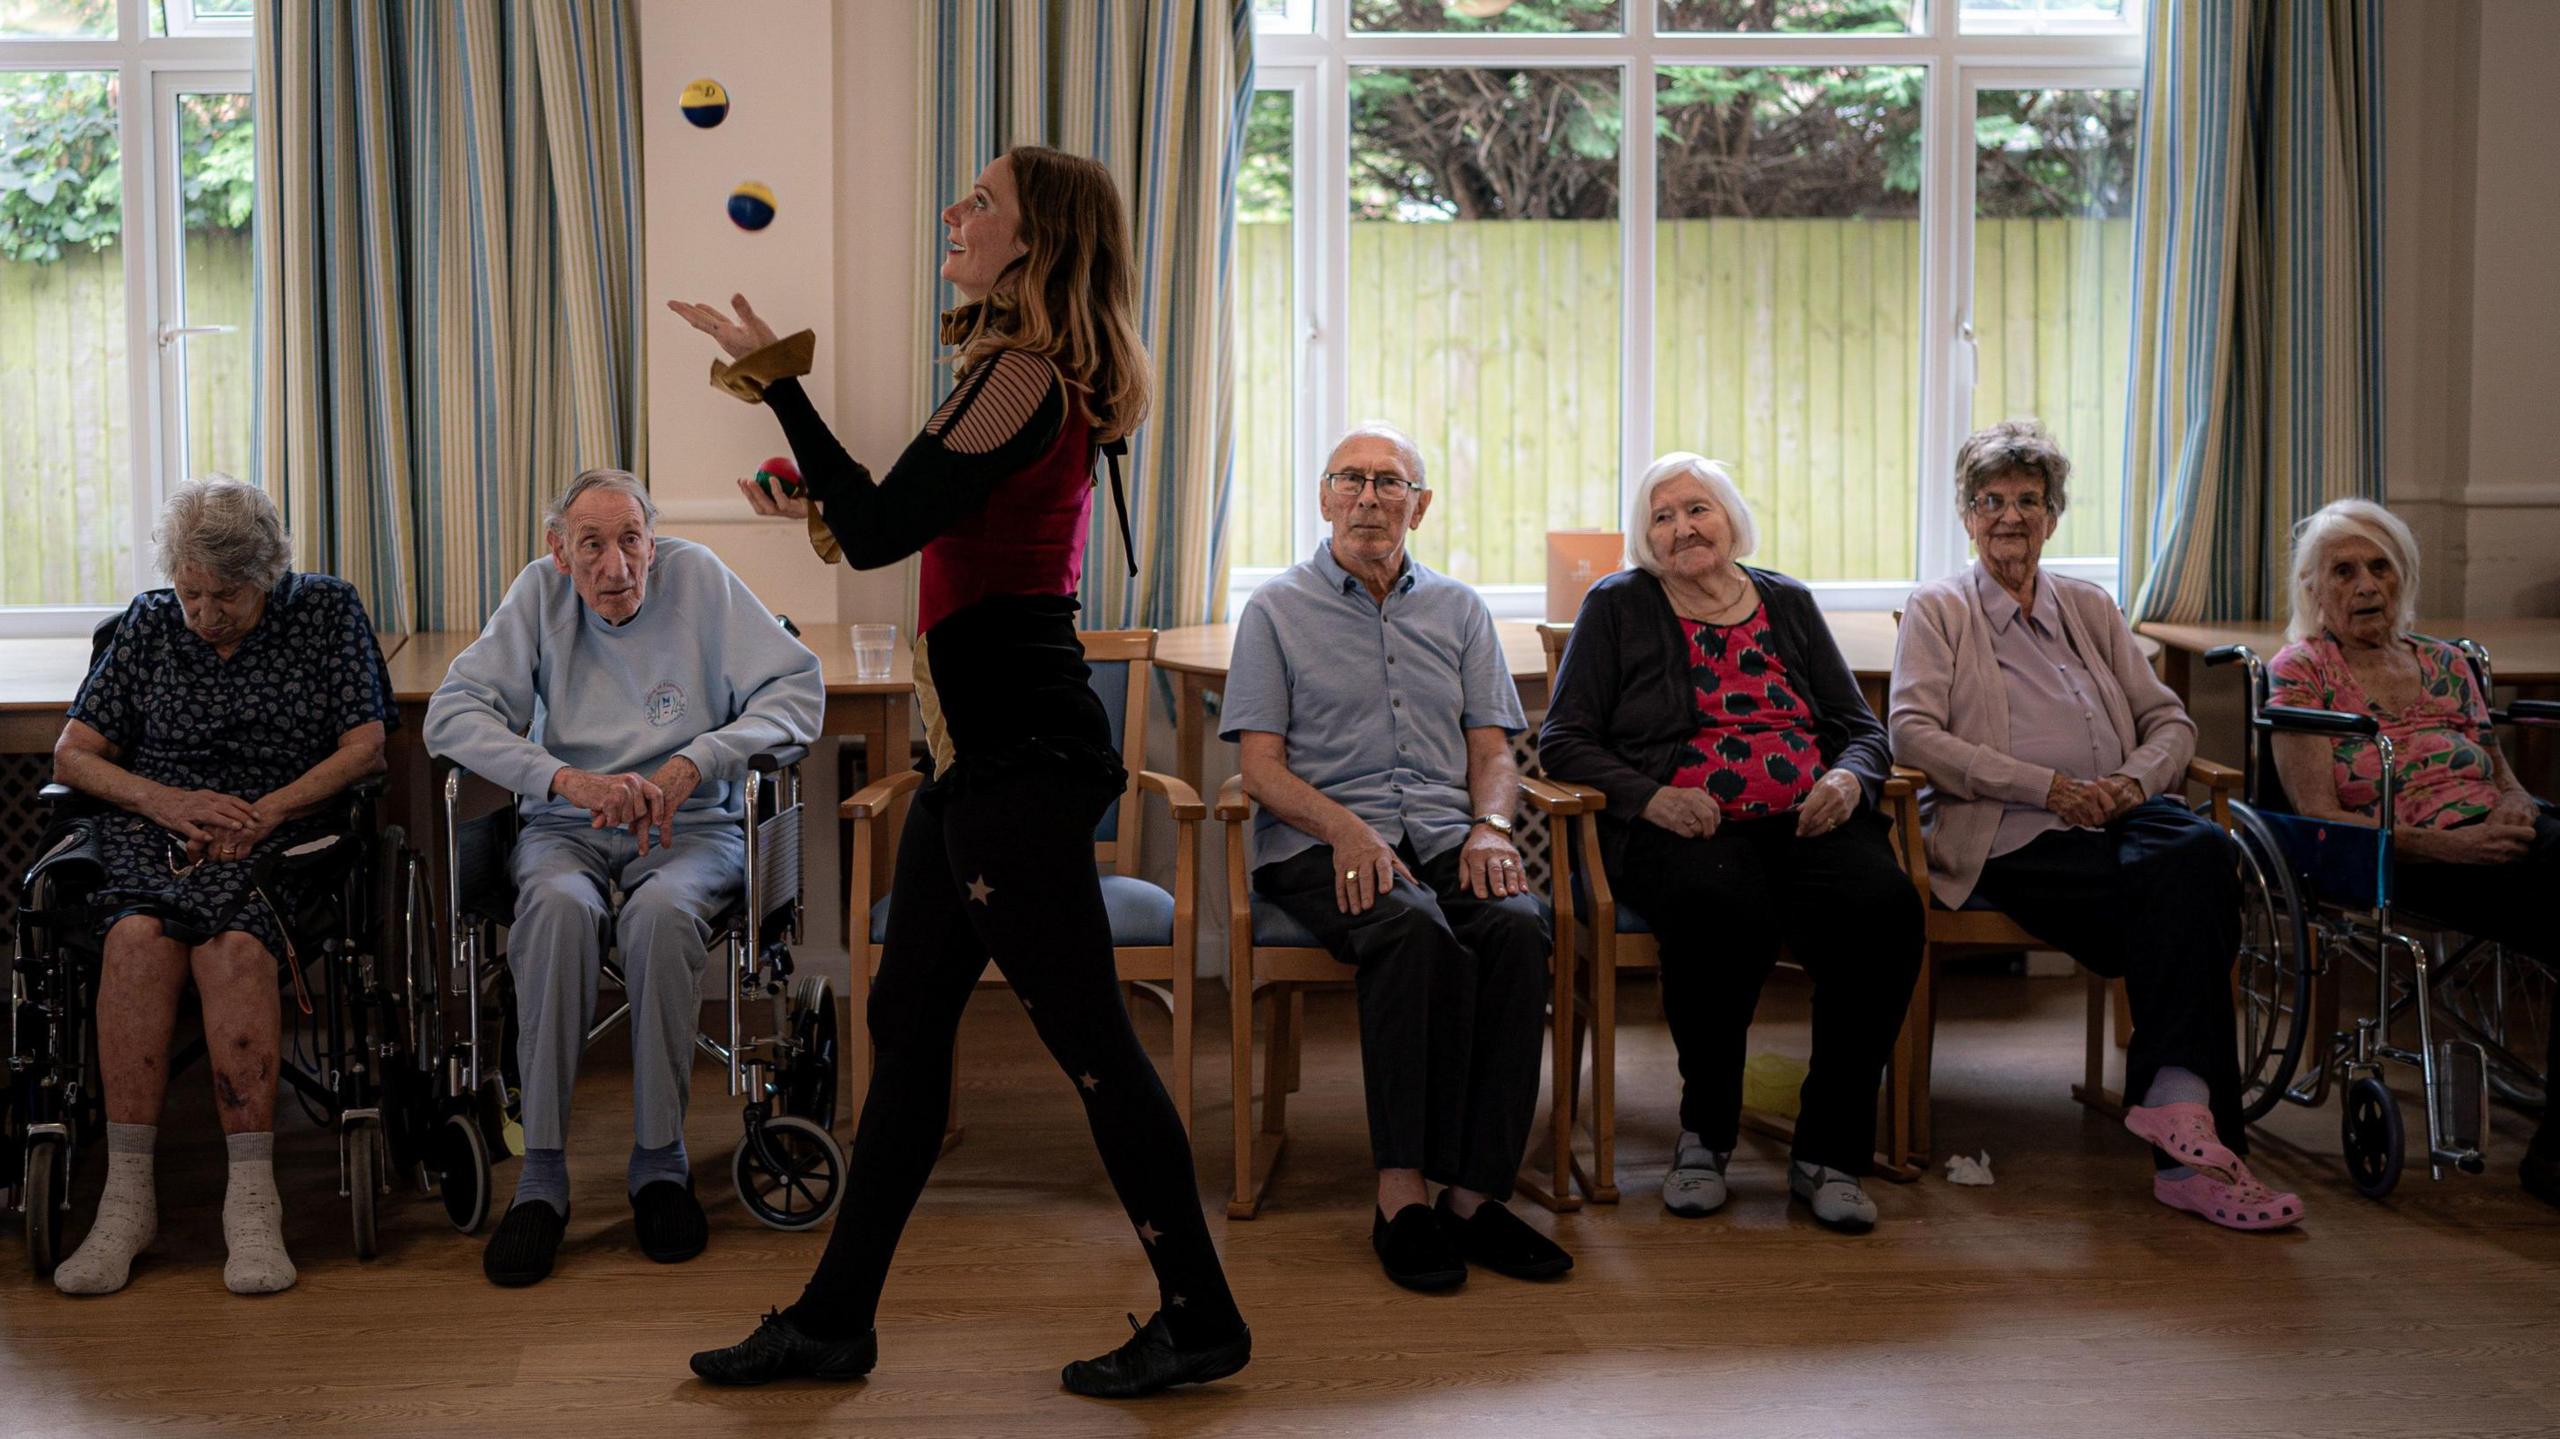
[220,1132,297,1295]
[53,1123,159,1296]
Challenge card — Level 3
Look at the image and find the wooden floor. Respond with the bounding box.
[6,971,2559,1438]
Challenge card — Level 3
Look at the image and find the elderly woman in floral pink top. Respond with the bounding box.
[2268,497,2559,1209]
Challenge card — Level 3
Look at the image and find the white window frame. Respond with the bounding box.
[0,0,254,636]
[1237,0,2143,619]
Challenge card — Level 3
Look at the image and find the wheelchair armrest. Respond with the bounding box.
[1134,769,1206,822]
[749,744,810,773]
[2502,699,2560,727]
[2260,704,2380,739]
[1516,776,1582,815]
[840,766,923,820]
[1215,773,1249,823]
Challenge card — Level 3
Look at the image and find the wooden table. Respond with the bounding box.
[1158,619,1555,798]
[1,632,408,753]
[2141,617,2560,699]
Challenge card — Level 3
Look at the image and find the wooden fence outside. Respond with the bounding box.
[1,233,254,607]
[1235,216,2134,583]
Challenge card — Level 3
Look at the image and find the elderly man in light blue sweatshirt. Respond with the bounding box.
[426,468,822,1287]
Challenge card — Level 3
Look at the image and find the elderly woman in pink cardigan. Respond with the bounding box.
[1889,419,2301,1232]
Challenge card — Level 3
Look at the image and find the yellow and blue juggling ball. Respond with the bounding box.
[680,78,729,128]
[728,180,776,232]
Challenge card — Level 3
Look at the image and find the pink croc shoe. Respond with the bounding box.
[2125,1102,2243,1178]
[2153,1164,2304,1232]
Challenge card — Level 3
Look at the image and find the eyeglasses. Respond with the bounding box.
[1321,469,1423,500]
[1967,491,2050,518]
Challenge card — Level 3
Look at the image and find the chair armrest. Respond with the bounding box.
[1516,775,1583,814]
[749,744,810,773]
[1134,769,1206,822]
[840,767,923,819]
[2185,757,2241,792]
[1886,764,1928,798]
[1215,773,1249,822]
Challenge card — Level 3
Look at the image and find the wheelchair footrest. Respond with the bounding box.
[2432,1040,2489,1159]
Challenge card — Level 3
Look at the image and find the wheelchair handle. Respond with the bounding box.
[2259,704,2381,739]
[2203,643,2257,669]
[2502,699,2560,727]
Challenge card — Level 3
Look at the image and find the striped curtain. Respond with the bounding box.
[251,0,647,632]
[2119,0,2384,622]
[917,0,1254,629]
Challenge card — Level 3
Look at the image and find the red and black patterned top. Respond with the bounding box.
[1670,606,1823,815]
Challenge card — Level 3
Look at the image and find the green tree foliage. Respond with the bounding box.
[1242,0,2134,224]
[0,69,253,263]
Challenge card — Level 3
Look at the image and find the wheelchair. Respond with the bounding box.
[2210,639,2559,1198]
[3,773,476,1273]
[439,743,843,1231]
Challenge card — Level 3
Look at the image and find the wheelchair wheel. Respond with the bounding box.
[2340,1073,2404,1200]
[433,1112,492,1235]
[732,1114,844,1232]
[23,1134,63,1275]
[347,1119,381,1260]
[781,975,839,1132]
[2223,802,2312,1123]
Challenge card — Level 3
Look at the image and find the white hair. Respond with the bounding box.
[544,467,657,536]
[2287,497,2420,643]
[157,476,291,591]
[1327,421,1426,490]
[1625,452,1757,574]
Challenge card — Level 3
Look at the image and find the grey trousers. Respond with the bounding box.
[509,823,744,1151]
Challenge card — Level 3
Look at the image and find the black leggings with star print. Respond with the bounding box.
[783,756,1244,1345]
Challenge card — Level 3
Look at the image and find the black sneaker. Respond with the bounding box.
[1059,1311,1251,1399]
[1437,1192,1573,1280]
[1372,1202,1466,1291]
[632,1177,708,1263]
[483,1201,568,1288]
[2523,1146,2560,1211]
[689,1309,878,1386]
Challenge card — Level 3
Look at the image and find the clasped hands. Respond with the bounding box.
[551,756,702,853]
[2047,772,2145,829]
[151,787,280,864]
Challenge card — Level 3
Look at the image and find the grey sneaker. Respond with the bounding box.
[1788,1162,1877,1232]
[1661,1132,1732,1217]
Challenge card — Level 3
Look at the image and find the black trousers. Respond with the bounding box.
[1254,840,1550,1198]
[1615,811,1923,1173]
[2393,807,2560,1152]
[786,767,1241,1342]
[1971,797,2247,1168]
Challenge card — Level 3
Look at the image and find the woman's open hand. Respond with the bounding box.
[666,293,780,361]
[733,476,811,521]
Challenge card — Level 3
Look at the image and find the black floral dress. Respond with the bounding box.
[64,573,396,960]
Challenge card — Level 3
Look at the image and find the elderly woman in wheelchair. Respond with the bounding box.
[2264,498,2560,1207]
[34,479,395,1295]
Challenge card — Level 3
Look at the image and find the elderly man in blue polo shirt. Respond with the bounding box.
[1222,422,1570,1293]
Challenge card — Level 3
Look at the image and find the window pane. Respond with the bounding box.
[1352,0,1619,36]
[176,90,254,488]
[1653,66,1923,582]
[1350,66,1621,586]
[0,70,132,606]
[1970,87,2138,561]
[1960,0,2134,35]
[1661,0,1914,35]
[1234,90,1297,571]
[0,0,114,39]
[1253,0,1314,34]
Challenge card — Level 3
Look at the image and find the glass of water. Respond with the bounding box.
[851,623,897,682]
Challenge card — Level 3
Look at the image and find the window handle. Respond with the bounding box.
[1956,318,1978,391]
[157,323,238,350]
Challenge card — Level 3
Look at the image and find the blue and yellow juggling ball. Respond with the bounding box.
[680,78,729,128]
[753,455,803,503]
[727,180,776,232]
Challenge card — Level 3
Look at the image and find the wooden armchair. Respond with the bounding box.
[842,630,1205,1140]
[1215,772,1586,1220]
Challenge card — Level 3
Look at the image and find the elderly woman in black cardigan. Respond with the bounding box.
[1540,453,1921,1230]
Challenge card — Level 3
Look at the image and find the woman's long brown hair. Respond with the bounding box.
[942,145,1152,444]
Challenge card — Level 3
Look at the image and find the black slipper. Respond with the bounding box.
[690,1309,878,1386]
[1060,1311,1252,1399]
[633,1177,708,1263]
[483,1201,568,1287]
[1438,1191,1573,1280]
[1372,1202,1466,1291]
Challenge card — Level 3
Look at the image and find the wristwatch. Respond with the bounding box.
[1473,812,1514,836]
